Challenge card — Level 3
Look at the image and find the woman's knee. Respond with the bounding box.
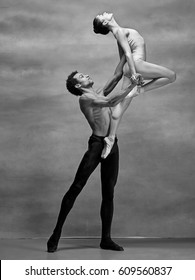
[169,70,176,83]
[112,114,121,121]
[112,104,123,120]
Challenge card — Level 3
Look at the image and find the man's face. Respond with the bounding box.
[96,12,113,23]
[74,72,94,88]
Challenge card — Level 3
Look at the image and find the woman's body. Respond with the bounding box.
[93,12,176,158]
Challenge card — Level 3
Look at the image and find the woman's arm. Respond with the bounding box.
[115,29,136,76]
[102,55,126,96]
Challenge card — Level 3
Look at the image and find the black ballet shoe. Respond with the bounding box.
[47,233,60,253]
[100,239,124,251]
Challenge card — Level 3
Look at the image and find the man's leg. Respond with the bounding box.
[100,139,124,251]
[47,135,103,252]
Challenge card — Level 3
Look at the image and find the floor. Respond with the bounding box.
[0,238,195,260]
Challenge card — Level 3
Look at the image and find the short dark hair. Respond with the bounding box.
[93,17,109,35]
[66,71,82,96]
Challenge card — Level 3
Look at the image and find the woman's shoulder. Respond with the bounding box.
[114,27,127,38]
[126,28,138,33]
[121,27,137,37]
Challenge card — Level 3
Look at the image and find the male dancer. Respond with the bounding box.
[47,58,141,253]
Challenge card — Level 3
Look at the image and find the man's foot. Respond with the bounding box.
[47,233,60,253]
[100,238,124,251]
[101,137,114,159]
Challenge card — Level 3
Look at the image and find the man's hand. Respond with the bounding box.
[130,73,144,86]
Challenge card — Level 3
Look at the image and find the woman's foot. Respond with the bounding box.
[100,238,124,251]
[101,137,115,159]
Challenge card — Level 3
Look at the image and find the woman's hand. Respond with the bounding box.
[130,73,144,85]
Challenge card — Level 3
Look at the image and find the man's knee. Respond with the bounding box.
[102,187,115,202]
[102,194,114,202]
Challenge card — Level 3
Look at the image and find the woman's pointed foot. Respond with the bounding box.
[101,137,115,159]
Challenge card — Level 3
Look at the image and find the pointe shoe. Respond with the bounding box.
[47,233,60,253]
[101,137,114,159]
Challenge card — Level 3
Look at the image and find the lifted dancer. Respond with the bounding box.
[93,12,176,158]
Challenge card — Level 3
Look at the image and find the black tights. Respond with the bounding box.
[52,134,119,240]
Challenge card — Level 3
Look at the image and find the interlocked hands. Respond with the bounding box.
[130,73,144,86]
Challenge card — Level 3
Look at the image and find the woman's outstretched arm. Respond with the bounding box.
[100,55,126,96]
[115,30,136,76]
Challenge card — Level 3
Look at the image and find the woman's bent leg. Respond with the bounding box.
[135,60,176,92]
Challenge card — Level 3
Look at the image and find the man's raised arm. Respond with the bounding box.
[80,78,138,108]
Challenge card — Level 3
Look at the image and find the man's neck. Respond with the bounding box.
[81,86,95,95]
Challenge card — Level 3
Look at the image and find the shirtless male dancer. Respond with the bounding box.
[47,57,142,253]
[93,12,176,158]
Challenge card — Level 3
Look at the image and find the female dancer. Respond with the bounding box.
[93,12,176,158]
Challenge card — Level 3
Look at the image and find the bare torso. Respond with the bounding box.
[124,28,146,61]
[79,95,112,137]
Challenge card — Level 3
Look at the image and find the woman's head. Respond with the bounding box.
[93,12,113,35]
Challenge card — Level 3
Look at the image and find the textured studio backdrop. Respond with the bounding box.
[0,0,195,238]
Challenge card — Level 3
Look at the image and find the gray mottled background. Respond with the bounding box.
[0,0,195,238]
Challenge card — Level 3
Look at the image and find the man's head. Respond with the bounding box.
[93,12,113,35]
[66,71,94,96]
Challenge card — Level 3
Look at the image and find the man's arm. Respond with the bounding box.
[99,55,126,96]
[80,80,137,108]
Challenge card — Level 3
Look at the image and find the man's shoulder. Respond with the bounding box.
[80,91,98,101]
[79,92,95,106]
